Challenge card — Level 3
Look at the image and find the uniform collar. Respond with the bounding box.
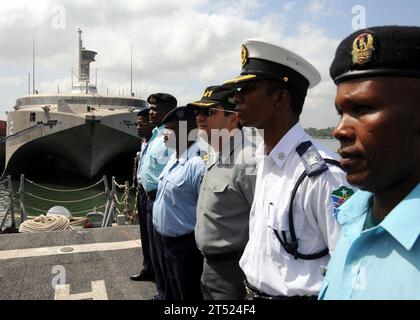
[337,184,420,251]
[178,142,200,165]
[207,129,243,169]
[152,125,165,137]
[381,184,420,251]
[336,190,371,225]
[219,129,244,164]
[257,123,307,169]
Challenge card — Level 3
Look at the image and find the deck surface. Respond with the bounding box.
[0,226,156,300]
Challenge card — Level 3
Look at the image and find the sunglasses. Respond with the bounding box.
[194,108,237,117]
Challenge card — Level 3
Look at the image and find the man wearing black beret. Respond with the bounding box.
[139,93,177,300]
[320,26,420,300]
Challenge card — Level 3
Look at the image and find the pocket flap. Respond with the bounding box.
[210,182,229,193]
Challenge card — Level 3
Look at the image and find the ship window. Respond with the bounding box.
[30,113,36,122]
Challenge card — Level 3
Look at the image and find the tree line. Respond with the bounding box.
[304,127,334,139]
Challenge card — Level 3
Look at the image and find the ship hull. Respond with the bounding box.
[4,122,139,179]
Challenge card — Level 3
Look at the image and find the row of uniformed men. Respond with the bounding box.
[131,25,420,300]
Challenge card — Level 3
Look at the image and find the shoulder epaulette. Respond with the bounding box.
[296,141,328,177]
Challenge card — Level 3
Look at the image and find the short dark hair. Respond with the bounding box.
[220,105,242,130]
[266,80,306,116]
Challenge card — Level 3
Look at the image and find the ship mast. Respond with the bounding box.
[72,28,98,94]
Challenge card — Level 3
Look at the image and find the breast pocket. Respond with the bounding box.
[267,204,289,232]
[267,203,304,244]
[165,176,186,205]
[210,182,229,193]
[205,180,230,213]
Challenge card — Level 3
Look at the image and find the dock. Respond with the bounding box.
[0,226,156,300]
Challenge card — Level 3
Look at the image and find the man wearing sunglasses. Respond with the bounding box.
[189,85,257,300]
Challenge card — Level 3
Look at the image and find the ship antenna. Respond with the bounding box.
[78,28,82,84]
[130,44,133,96]
[32,38,35,94]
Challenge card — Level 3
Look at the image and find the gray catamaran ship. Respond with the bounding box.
[3,29,147,179]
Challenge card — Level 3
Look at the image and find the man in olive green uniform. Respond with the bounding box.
[189,85,257,300]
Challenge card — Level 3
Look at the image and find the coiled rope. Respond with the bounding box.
[19,215,71,233]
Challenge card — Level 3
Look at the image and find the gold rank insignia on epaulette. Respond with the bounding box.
[201,152,209,164]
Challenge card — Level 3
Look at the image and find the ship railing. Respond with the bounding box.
[1,175,137,231]
[112,179,137,225]
[0,176,17,233]
[20,175,108,228]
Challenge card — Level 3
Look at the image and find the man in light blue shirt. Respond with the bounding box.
[131,108,155,282]
[321,26,420,300]
[140,93,177,193]
[153,105,206,300]
[320,187,420,300]
[140,93,177,300]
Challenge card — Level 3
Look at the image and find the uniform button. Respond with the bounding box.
[278,153,286,160]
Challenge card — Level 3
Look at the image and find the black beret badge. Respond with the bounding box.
[241,45,248,67]
[352,32,376,66]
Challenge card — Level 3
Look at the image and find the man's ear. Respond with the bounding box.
[229,112,240,130]
[273,89,290,109]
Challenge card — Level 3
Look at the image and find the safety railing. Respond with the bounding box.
[0,173,138,233]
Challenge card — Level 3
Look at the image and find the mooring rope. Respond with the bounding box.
[24,191,106,203]
[18,214,71,233]
[24,178,104,192]
[26,204,107,215]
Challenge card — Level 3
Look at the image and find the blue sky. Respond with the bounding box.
[0,0,419,128]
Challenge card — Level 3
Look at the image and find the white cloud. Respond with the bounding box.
[306,0,335,20]
[283,2,295,12]
[0,0,341,128]
[0,76,25,87]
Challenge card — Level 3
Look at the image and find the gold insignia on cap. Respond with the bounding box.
[352,32,375,65]
[283,77,289,83]
[150,97,156,104]
[203,90,213,98]
[241,45,248,67]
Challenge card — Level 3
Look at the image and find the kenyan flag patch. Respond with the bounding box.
[332,186,355,216]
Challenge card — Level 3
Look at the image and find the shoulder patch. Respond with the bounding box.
[201,152,209,164]
[296,141,328,177]
[331,186,355,217]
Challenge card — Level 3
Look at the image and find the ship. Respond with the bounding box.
[2,29,146,180]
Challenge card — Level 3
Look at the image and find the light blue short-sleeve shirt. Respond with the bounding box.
[153,142,205,237]
[139,125,174,192]
[320,184,420,300]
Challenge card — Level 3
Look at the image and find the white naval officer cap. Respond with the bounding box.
[224,39,321,94]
